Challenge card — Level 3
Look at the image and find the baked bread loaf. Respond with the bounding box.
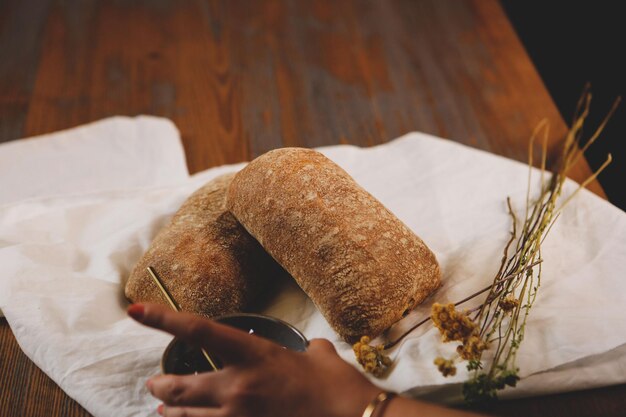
[125,172,281,317]
[226,148,441,341]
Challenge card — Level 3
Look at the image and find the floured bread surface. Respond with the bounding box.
[227,148,441,341]
[125,173,280,317]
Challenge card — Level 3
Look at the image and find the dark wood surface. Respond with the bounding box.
[0,1,620,416]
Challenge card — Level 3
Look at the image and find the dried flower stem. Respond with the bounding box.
[355,89,616,391]
[383,260,542,350]
[462,90,616,403]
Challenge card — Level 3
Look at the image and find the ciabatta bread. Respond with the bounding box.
[226,148,441,341]
[125,173,281,317]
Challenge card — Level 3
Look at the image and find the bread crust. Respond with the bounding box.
[125,173,280,317]
[227,148,441,341]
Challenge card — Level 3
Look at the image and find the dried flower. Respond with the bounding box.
[431,303,488,364]
[352,336,392,377]
[434,356,457,377]
[461,90,616,403]
[431,303,476,343]
[357,90,615,403]
[457,335,488,360]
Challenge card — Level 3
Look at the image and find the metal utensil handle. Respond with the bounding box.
[147,266,219,371]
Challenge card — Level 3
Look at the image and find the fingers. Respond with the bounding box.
[148,373,226,408]
[128,303,274,364]
[158,404,223,417]
[307,338,337,355]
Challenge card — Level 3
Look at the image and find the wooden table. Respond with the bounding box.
[0,1,622,416]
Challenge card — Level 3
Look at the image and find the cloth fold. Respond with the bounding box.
[1,127,625,417]
[0,116,189,318]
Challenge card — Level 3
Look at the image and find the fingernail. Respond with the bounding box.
[157,404,164,415]
[127,303,145,321]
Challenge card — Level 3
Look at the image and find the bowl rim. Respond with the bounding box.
[161,312,309,374]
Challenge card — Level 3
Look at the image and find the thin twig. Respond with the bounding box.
[383,260,541,349]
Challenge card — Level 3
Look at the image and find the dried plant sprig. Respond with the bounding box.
[382,259,542,350]
[460,91,616,403]
[352,92,615,392]
[434,357,457,377]
[352,336,392,377]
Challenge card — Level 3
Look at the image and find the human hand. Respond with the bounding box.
[128,303,381,417]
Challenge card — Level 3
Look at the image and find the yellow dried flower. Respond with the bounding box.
[431,303,477,343]
[434,356,457,377]
[457,335,488,360]
[431,303,488,365]
[352,335,392,378]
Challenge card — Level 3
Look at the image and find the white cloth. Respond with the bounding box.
[0,116,188,205]
[0,116,189,318]
[1,131,625,417]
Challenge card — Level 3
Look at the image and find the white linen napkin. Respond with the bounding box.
[1,132,625,417]
[0,116,188,205]
[0,116,189,318]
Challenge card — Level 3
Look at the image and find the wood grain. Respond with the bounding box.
[0,1,618,416]
[0,318,86,416]
[0,0,51,143]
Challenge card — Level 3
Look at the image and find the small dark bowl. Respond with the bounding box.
[161,313,308,375]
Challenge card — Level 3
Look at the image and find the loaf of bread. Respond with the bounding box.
[125,173,282,317]
[227,148,441,341]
